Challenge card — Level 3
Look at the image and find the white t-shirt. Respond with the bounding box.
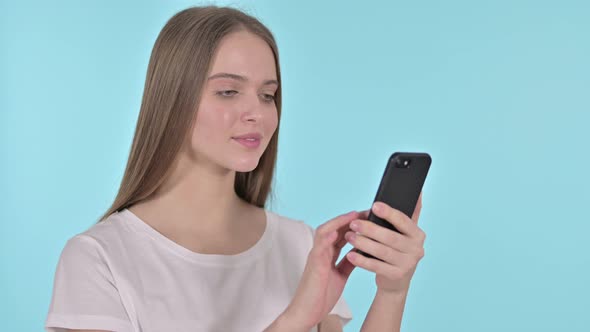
[45,208,353,332]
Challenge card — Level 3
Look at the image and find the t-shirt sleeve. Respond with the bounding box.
[45,234,133,332]
[329,292,353,328]
[306,224,354,328]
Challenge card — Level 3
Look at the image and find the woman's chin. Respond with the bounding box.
[231,159,260,173]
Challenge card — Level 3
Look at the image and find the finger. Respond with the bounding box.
[315,230,338,252]
[334,209,369,250]
[316,211,360,241]
[334,232,349,251]
[372,202,423,239]
[311,230,338,263]
[347,220,414,254]
[336,209,369,249]
[331,231,345,265]
[334,218,358,249]
[358,209,370,220]
[316,210,364,251]
[346,249,401,276]
[336,248,357,278]
[345,231,408,265]
[411,192,423,223]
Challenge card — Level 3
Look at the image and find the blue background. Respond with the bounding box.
[1,0,589,330]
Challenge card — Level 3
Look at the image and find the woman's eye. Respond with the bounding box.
[261,94,276,102]
[217,90,238,97]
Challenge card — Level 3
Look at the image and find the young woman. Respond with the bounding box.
[45,6,426,332]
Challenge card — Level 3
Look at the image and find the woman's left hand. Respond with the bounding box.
[344,193,426,295]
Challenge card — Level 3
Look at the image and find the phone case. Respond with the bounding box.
[355,152,432,261]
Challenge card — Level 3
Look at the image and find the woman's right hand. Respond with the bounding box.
[283,209,367,330]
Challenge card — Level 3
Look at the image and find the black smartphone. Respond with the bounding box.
[354,152,432,261]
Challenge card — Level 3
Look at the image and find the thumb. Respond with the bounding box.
[336,249,356,278]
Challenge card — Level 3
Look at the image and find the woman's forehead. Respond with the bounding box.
[208,31,277,82]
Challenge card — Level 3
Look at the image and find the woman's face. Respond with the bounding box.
[188,30,279,173]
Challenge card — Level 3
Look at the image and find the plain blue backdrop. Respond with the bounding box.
[1,0,589,331]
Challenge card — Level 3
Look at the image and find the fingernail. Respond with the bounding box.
[373,202,382,213]
[350,221,359,231]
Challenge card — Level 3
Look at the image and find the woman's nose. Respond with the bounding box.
[240,94,264,122]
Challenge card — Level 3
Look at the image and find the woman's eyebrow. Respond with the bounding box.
[207,72,278,86]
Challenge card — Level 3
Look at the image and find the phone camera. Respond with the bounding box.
[395,158,411,168]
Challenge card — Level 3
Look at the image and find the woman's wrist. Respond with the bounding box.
[375,288,409,302]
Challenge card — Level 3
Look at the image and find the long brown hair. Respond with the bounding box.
[97,6,282,223]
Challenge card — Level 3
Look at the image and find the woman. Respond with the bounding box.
[45,6,426,332]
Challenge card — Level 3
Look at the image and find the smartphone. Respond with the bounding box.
[354,152,432,261]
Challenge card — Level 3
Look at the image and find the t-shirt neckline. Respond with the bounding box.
[118,208,275,267]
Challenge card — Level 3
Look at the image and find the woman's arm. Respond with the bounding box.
[263,311,309,332]
[345,198,426,332]
[318,314,343,332]
[66,314,345,332]
[65,314,343,332]
[359,290,408,332]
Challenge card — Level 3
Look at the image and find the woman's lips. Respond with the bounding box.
[232,137,261,149]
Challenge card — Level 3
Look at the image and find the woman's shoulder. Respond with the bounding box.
[267,207,308,225]
[54,210,144,272]
[266,208,315,241]
[61,210,132,253]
